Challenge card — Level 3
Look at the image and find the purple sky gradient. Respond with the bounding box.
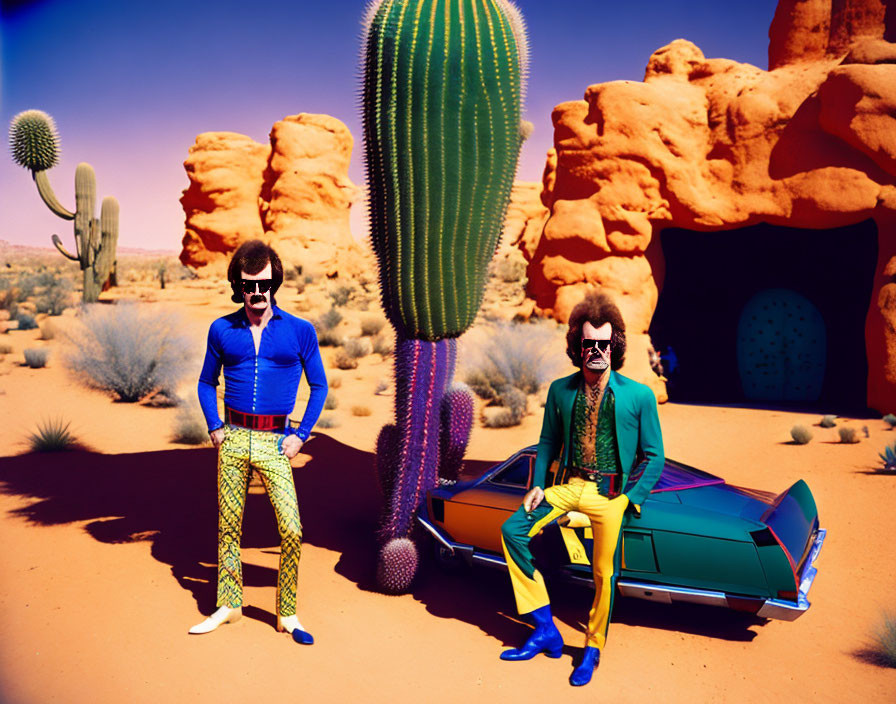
[1,0,778,252]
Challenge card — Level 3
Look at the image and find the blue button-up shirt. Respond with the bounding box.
[197,305,327,441]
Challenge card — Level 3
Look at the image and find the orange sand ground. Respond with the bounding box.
[0,279,894,703]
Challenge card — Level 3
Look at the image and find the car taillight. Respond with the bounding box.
[777,590,798,601]
[431,498,444,522]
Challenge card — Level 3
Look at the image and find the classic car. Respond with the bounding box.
[418,446,825,620]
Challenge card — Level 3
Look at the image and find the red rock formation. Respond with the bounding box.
[523,0,896,408]
[180,114,363,278]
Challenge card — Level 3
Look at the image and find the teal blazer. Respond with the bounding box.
[533,370,664,507]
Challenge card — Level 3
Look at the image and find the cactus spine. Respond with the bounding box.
[9,110,119,303]
[362,0,527,592]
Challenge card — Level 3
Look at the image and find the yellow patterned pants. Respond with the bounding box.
[217,425,302,616]
[501,478,629,649]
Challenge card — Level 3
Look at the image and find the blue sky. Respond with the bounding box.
[0,0,778,250]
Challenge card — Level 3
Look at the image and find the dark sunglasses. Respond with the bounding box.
[241,279,273,294]
[582,338,611,352]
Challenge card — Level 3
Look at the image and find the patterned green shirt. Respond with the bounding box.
[569,382,622,494]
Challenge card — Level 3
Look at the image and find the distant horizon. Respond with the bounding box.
[1,0,778,251]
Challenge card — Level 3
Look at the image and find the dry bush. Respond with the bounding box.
[790,425,813,445]
[371,333,394,357]
[0,342,12,355]
[171,402,209,445]
[39,321,56,340]
[375,378,390,395]
[351,405,372,417]
[342,337,371,360]
[333,350,358,370]
[838,427,860,444]
[23,347,49,368]
[360,316,386,337]
[329,375,342,389]
[318,329,344,347]
[324,395,339,410]
[317,415,340,429]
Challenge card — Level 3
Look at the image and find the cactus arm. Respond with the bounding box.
[51,234,79,261]
[32,170,75,220]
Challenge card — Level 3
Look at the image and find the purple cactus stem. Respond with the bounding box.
[375,423,399,497]
[439,383,474,481]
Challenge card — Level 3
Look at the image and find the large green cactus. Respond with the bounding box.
[362,0,527,592]
[9,109,119,303]
[363,0,528,341]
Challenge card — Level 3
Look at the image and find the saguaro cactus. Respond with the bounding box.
[362,0,527,591]
[9,109,119,303]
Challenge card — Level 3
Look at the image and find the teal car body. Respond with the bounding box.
[419,447,825,621]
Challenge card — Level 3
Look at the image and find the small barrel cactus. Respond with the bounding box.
[9,109,119,303]
[376,537,419,594]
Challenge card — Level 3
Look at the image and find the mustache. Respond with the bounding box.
[249,294,266,304]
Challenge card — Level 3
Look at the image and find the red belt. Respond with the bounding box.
[224,407,288,431]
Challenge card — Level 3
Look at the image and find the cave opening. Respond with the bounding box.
[648,220,877,412]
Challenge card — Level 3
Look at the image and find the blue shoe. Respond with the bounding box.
[500,605,563,661]
[569,646,600,686]
[291,628,314,645]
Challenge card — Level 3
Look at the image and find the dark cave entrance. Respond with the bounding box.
[648,220,877,412]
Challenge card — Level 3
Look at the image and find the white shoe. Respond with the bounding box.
[276,614,305,633]
[188,606,242,634]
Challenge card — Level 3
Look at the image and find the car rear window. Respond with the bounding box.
[489,455,532,488]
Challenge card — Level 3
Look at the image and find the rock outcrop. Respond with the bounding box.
[180,114,363,278]
[522,0,896,408]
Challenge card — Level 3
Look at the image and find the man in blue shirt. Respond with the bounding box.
[189,240,327,644]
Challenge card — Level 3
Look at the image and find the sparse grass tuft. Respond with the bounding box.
[790,425,813,445]
[328,285,355,307]
[317,415,340,429]
[27,417,76,452]
[64,303,195,402]
[333,350,358,370]
[819,415,836,428]
[360,316,386,337]
[838,427,860,444]
[329,375,342,389]
[871,612,896,667]
[351,405,372,417]
[171,403,209,445]
[324,395,339,410]
[342,337,370,360]
[23,347,49,368]
[316,307,343,331]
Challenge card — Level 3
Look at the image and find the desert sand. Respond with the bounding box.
[0,271,894,704]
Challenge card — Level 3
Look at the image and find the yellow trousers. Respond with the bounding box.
[217,425,302,616]
[501,477,628,649]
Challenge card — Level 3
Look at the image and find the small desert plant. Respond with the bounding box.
[838,427,860,444]
[27,417,76,452]
[819,415,837,428]
[318,329,344,347]
[324,395,339,410]
[870,612,896,667]
[0,342,12,354]
[65,302,195,402]
[23,347,49,368]
[15,312,37,330]
[329,375,342,389]
[790,425,813,445]
[360,316,386,337]
[375,378,390,395]
[316,307,343,331]
[482,385,527,428]
[39,321,56,340]
[317,415,340,429]
[351,405,372,417]
[342,337,371,360]
[171,403,209,445]
[878,444,896,473]
[333,349,358,370]
[328,284,355,307]
[884,414,896,429]
[496,255,527,283]
[371,333,394,357]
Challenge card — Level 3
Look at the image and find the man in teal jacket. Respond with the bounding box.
[500,291,664,686]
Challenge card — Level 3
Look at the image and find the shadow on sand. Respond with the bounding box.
[0,433,761,645]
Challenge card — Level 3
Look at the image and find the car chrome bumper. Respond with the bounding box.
[417,516,826,621]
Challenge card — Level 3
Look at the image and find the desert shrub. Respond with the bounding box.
[790,425,812,445]
[483,408,522,428]
[316,307,343,331]
[351,405,372,417]
[871,612,896,667]
[37,278,73,316]
[342,337,371,360]
[371,333,394,357]
[461,320,563,399]
[171,403,209,445]
[884,414,896,429]
[375,378,390,395]
[64,303,195,402]
[27,417,76,452]
[328,285,355,307]
[23,347,49,368]
[838,427,859,444]
[0,342,12,354]
[482,385,527,428]
[329,375,342,389]
[317,415,340,429]
[333,350,358,370]
[819,415,837,428]
[324,395,339,410]
[0,289,18,318]
[496,256,527,283]
[15,312,37,330]
[39,321,56,340]
[360,316,386,337]
[318,329,344,347]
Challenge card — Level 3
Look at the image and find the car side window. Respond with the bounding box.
[489,455,533,489]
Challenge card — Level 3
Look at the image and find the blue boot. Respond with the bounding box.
[569,646,600,686]
[500,605,563,661]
